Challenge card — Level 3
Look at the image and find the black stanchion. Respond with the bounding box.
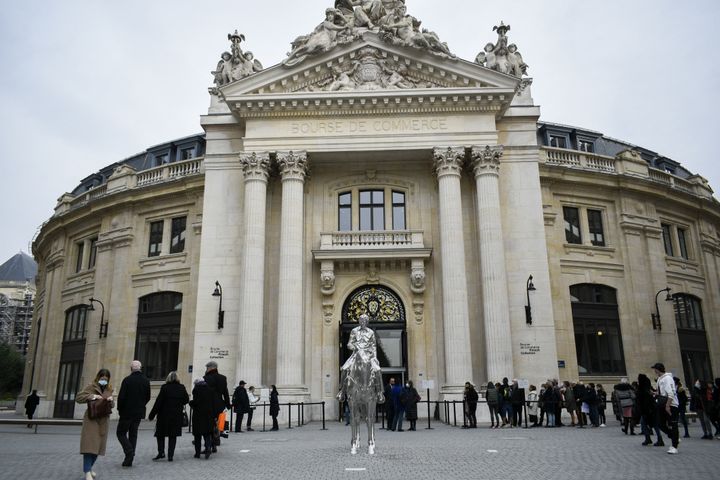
[425,391,433,430]
[301,402,305,426]
[297,402,301,427]
[322,401,327,430]
[523,402,529,428]
[288,402,292,429]
[452,401,457,426]
[262,402,267,432]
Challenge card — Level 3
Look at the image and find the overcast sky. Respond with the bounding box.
[1,0,718,264]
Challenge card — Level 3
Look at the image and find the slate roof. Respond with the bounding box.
[0,252,37,282]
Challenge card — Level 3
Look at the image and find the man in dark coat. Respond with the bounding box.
[203,361,230,449]
[24,390,40,428]
[384,378,396,430]
[190,378,215,459]
[510,380,525,427]
[116,360,151,467]
[231,381,250,432]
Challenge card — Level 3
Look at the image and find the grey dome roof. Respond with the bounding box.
[0,252,37,282]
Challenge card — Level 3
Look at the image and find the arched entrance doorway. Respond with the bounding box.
[340,285,407,386]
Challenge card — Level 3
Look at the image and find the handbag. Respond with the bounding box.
[655,395,669,408]
[87,396,112,419]
[182,408,189,428]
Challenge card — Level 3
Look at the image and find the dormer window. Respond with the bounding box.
[549,135,567,148]
[578,140,594,153]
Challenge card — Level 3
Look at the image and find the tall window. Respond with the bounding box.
[63,306,88,341]
[673,294,705,331]
[570,284,626,376]
[360,190,384,231]
[673,294,713,386]
[563,207,581,244]
[75,242,85,273]
[549,135,567,148]
[392,191,406,230]
[88,237,98,269]
[661,223,674,256]
[677,228,689,260]
[135,292,182,381]
[148,221,164,257]
[338,192,352,231]
[587,209,605,247]
[170,217,186,254]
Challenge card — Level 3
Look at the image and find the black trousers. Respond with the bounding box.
[193,434,212,454]
[235,412,245,432]
[657,406,680,448]
[117,417,141,457]
[271,415,279,430]
[156,436,177,458]
[246,409,254,428]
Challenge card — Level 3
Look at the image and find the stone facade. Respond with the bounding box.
[19,6,720,419]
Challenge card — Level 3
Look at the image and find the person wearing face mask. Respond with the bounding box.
[402,380,421,431]
[76,369,114,480]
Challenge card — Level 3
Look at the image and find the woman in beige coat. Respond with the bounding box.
[75,368,114,480]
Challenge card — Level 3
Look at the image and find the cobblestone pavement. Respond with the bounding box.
[0,416,718,480]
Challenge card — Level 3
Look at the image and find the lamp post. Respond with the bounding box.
[212,281,224,329]
[651,287,672,331]
[525,275,536,325]
[88,297,107,338]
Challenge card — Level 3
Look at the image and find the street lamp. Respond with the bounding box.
[525,275,536,325]
[651,287,672,330]
[212,281,224,329]
[88,297,108,338]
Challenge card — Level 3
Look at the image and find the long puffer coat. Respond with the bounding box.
[190,382,215,436]
[149,382,189,438]
[76,382,114,455]
[403,387,421,421]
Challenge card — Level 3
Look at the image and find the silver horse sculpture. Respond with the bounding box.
[338,314,385,454]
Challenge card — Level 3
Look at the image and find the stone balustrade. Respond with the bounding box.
[319,230,424,249]
[55,157,204,215]
[540,147,713,199]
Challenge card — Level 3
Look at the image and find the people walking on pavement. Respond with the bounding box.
[116,360,150,467]
[76,369,114,480]
[463,382,478,428]
[148,371,189,462]
[384,378,396,430]
[231,380,249,433]
[691,378,715,439]
[614,379,636,435]
[674,377,690,438]
[246,386,258,431]
[637,373,662,447]
[203,361,230,450]
[269,385,280,431]
[24,390,40,428]
[190,377,215,459]
[403,380,421,431]
[485,382,500,428]
[651,362,680,454]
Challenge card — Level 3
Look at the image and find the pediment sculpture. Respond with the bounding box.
[474,21,528,77]
[283,0,454,68]
[211,30,264,88]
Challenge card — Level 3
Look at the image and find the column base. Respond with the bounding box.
[276,385,311,403]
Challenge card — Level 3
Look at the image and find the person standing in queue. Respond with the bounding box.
[148,371,189,462]
[231,381,249,433]
[384,378,396,430]
[116,360,150,467]
[76,369,114,480]
[190,377,215,459]
[203,361,230,450]
[269,385,280,431]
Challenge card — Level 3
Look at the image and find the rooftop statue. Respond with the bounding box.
[475,21,528,77]
[211,30,263,88]
[283,0,454,68]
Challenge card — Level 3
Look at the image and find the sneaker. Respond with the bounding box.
[667,447,678,454]
[600,424,606,428]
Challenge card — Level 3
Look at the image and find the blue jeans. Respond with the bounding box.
[83,453,97,473]
[500,403,513,423]
[393,409,405,431]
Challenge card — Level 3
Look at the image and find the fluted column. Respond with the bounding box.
[471,145,514,381]
[276,151,309,392]
[433,147,472,392]
[237,152,271,385]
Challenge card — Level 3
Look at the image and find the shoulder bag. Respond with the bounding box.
[87,396,112,419]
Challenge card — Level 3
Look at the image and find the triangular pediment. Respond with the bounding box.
[220,33,519,98]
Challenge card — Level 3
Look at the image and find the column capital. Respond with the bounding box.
[470,145,504,177]
[239,151,271,182]
[277,150,309,181]
[433,147,466,178]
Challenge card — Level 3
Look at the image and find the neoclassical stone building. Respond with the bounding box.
[21,2,719,418]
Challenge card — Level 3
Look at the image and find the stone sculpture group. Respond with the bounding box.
[474,21,528,77]
[211,30,263,87]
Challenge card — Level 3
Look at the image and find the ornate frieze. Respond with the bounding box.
[474,21,528,77]
[239,152,271,181]
[470,145,504,177]
[433,147,466,178]
[277,151,309,181]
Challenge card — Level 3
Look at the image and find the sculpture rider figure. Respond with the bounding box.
[337,314,385,403]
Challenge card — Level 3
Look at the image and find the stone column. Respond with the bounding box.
[470,145,513,381]
[237,152,271,385]
[275,151,309,394]
[433,147,472,392]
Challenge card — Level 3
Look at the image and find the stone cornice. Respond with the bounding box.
[277,151,309,181]
[470,145,503,178]
[239,151,271,182]
[433,147,465,178]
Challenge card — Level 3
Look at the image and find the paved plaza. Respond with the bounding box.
[0,414,718,480]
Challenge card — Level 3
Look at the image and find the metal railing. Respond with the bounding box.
[189,401,328,433]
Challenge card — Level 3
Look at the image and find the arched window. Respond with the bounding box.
[54,305,88,418]
[570,284,626,376]
[673,293,713,385]
[135,292,182,381]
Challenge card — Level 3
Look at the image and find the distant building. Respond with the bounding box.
[0,252,37,355]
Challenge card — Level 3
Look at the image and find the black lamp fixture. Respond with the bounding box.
[212,281,224,329]
[525,275,536,325]
[88,297,108,338]
[651,287,672,331]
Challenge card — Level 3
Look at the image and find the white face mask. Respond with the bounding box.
[98,379,108,386]
[405,384,409,388]
[695,382,701,388]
